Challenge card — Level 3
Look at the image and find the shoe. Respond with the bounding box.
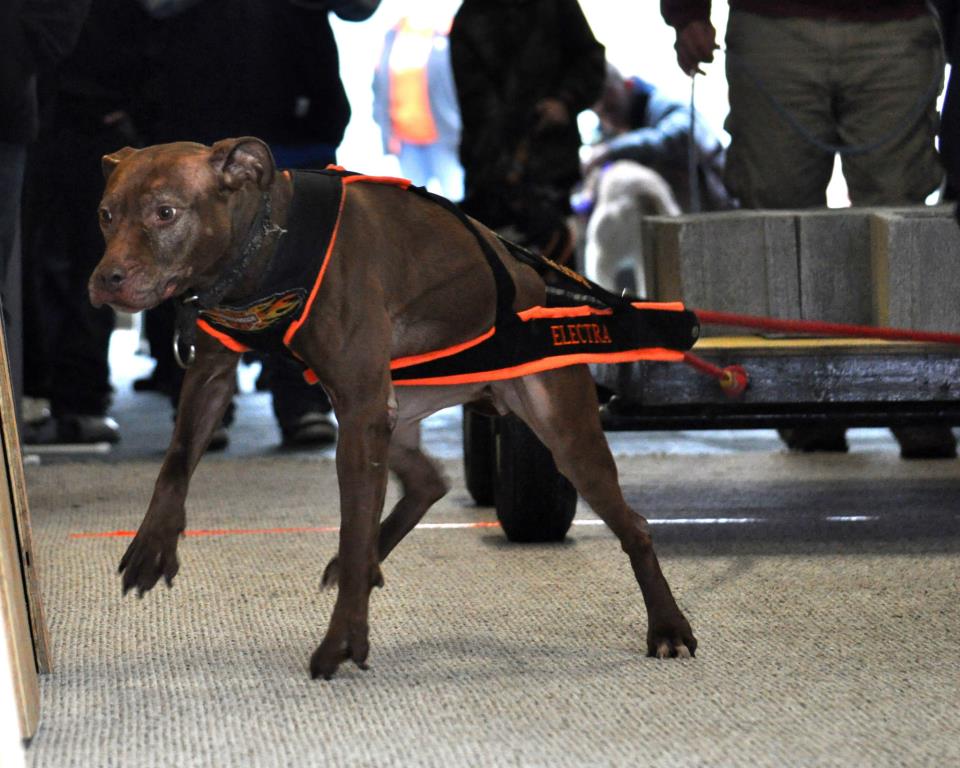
[281,412,337,448]
[208,425,230,452]
[22,397,52,426]
[132,371,179,397]
[892,426,957,460]
[132,373,161,392]
[778,426,848,453]
[55,415,121,444]
[21,418,57,445]
[254,366,272,391]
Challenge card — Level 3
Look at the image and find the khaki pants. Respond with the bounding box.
[724,11,944,208]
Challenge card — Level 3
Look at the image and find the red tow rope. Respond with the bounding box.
[695,309,960,347]
[679,309,960,399]
[681,352,749,398]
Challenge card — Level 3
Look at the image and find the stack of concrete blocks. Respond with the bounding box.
[870,207,960,333]
[641,204,960,336]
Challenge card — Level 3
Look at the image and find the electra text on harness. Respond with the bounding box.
[192,167,700,384]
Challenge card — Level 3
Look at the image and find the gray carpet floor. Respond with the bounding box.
[22,450,960,767]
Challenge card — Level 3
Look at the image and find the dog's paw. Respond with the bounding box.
[320,556,384,592]
[309,621,371,680]
[646,614,697,659]
[118,529,180,597]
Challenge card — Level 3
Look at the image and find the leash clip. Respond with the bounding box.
[173,295,199,369]
[172,330,196,370]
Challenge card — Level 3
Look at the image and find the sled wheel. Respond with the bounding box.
[462,403,497,506]
[494,414,577,542]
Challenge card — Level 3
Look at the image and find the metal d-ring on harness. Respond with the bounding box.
[172,191,286,368]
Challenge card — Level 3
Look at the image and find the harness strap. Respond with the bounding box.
[174,191,283,368]
[406,185,518,319]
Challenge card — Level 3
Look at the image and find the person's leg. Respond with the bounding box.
[838,14,943,206]
[396,142,433,188]
[725,12,851,450]
[940,64,960,205]
[42,127,118,441]
[264,144,338,446]
[138,301,184,396]
[837,15,955,458]
[270,356,336,447]
[424,143,464,201]
[723,11,837,209]
[0,143,26,424]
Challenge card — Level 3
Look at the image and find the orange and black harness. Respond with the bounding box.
[177,168,700,386]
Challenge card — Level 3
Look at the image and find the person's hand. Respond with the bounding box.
[534,97,570,132]
[581,142,609,176]
[675,20,718,75]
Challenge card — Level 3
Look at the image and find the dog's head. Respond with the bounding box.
[88,137,277,312]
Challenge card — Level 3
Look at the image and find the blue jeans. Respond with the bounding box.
[398,142,464,202]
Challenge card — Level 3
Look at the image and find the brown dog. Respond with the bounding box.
[88,137,696,679]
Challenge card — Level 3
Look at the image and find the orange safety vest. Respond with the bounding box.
[387,18,440,145]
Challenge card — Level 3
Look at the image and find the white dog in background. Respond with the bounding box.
[583,160,680,296]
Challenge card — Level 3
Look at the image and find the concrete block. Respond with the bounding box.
[883,203,954,219]
[870,211,960,332]
[795,209,873,325]
[644,211,800,335]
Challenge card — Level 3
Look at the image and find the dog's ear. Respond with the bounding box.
[209,137,276,191]
[102,147,138,180]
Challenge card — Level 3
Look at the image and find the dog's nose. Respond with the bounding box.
[97,265,127,293]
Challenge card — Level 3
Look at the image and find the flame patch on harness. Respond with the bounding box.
[199,289,306,332]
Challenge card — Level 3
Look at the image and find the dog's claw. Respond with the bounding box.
[309,620,370,680]
[118,526,181,599]
[320,556,384,592]
[320,557,339,590]
[647,614,698,659]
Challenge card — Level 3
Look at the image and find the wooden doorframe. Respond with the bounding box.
[0,311,51,740]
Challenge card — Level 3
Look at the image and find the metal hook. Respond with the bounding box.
[173,328,196,369]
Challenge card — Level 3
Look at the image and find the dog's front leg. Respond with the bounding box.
[310,372,393,680]
[119,340,239,596]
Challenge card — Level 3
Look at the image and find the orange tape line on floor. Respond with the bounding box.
[69,521,505,539]
[68,518,774,540]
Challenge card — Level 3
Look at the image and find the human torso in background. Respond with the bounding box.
[661,0,928,24]
[450,0,605,230]
[371,10,464,199]
[615,76,731,212]
[387,17,444,147]
[147,0,349,148]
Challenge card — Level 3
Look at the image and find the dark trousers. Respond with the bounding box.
[21,109,119,417]
[0,143,26,419]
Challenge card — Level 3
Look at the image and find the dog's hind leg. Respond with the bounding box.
[321,421,449,589]
[495,366,697,659]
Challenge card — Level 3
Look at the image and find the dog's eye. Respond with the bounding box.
[99,208,112,225]
[157,205,177,222]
